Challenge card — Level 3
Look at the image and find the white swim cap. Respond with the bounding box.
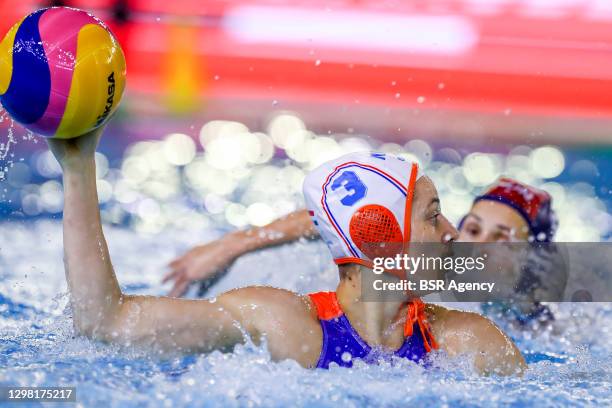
[303,151,422,267]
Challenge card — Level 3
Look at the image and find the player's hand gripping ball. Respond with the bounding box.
[0,7,126,139]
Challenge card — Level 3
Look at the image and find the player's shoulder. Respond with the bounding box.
[426,303,513,351]
[218,286,318,321]
[425,303,499,334]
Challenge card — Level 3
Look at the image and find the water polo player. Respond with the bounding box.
[459,179,565,328]
[46,127,525,374]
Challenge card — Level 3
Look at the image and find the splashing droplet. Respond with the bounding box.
[315,59,321,66]
[417,96,426,104]
[341,352,352,363]
[0,110,18,162]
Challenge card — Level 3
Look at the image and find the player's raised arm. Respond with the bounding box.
[48,127,322,362]
[48,127,124,338]
[57,133,240,350]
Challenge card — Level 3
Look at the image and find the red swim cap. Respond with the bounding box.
[473,178,557,242]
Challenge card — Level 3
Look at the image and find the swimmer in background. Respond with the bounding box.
[166,175,563,329]
[46,127,525,374]
[459,179,564,329]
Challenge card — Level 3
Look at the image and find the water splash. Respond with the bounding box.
[0,109,15,181]
[0,220,610,407]
[0,108,36,183]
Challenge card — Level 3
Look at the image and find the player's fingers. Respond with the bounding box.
[161,267,182,284]
[167,277,184,297]
[169,279,190,298]
[167,256,186,269]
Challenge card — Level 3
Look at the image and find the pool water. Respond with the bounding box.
[1,220,610,407]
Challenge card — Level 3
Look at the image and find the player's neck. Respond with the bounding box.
[336,265,407,346]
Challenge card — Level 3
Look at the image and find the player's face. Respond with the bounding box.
[459,200,530,243]
[370,176,457,281]
[409,177,458,244]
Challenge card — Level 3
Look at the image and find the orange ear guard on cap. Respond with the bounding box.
[349,204,404,260]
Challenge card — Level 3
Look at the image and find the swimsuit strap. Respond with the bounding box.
[403,298,438,352]
[309,291,343,320]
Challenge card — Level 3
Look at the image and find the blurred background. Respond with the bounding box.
[1,0,611,241]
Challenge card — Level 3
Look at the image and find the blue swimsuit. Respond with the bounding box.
[309,291,438,369]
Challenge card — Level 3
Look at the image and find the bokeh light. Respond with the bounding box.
[163,133,196,166]
[530,146,565,179]
[0,115,608,242]
[462,153,501,186]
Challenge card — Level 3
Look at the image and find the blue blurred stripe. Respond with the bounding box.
[0,9,50,125]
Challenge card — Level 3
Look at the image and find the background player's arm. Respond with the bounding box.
[49,128,320,362]
[164,209,319,297]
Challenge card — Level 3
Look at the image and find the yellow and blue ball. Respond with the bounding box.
[0,7,126,139]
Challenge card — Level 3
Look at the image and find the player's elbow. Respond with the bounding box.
[72,312,116,340]
[72,315,95,338]
[71,295,130,342]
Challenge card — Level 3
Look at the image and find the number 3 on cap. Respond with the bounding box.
[331,171,367,206]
